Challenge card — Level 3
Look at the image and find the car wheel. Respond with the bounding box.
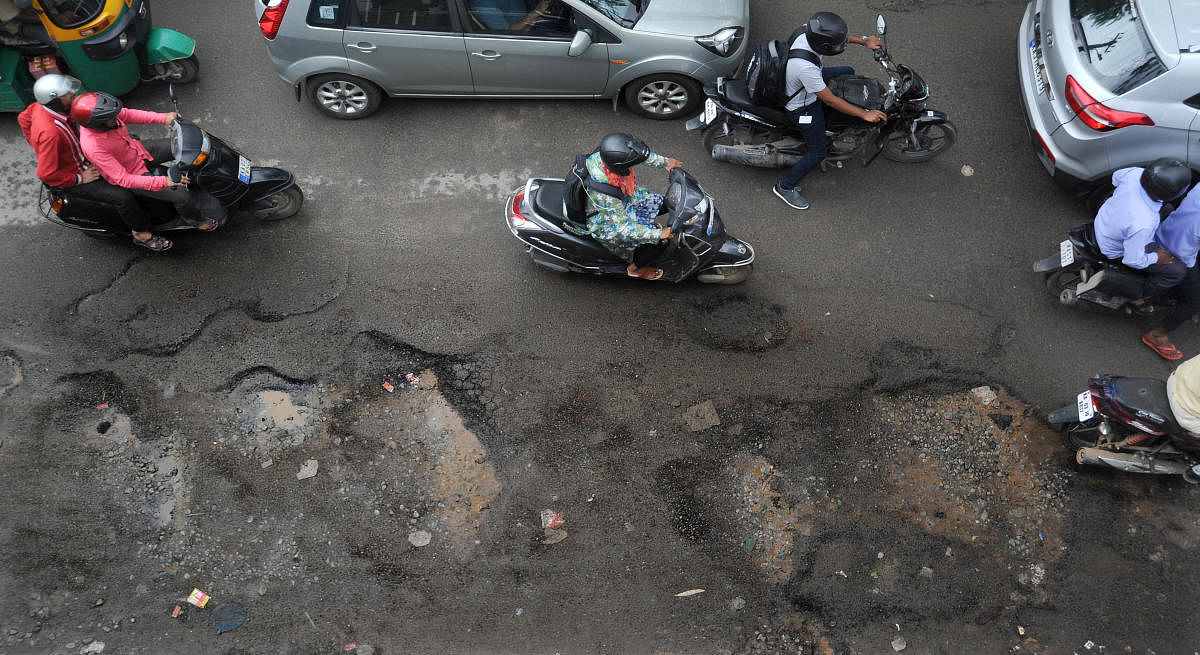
[307,74,383,120]
[623,74,701,120]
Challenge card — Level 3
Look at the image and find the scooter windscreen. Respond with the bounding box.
[663,169,710,233]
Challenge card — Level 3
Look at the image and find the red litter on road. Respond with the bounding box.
[381,381,395,393]
[541,510,564,529]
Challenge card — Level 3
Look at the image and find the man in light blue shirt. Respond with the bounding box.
[1144,180,1200,359]
[1092,164,1186,309]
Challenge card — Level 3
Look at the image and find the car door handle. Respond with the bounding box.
[347,42,376,53]
[470,50,502,61]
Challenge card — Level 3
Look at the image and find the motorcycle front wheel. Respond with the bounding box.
[881,121,957,163]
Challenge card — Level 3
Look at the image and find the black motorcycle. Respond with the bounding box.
[1048,374,1200,482]
[1033,222,1176,314]
[40,86,303,240]
[504,168,754,284]
[685,14,955,170]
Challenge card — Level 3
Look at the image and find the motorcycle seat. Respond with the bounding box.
[533,180,573,226]
[722,80,792,126]
[1109,376,1183,434]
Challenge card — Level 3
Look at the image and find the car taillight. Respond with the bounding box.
[1064,75,1153,132]
[258,0,290,41]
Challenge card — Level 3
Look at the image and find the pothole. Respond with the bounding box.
[688,295,804,352]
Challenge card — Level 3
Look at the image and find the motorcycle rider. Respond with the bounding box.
[1143,174,1200,359]
[773,11,887,211]
[71,91,226,235]
[567,133,683,280]
[17,74,171,251]
[1092,159,1191,316]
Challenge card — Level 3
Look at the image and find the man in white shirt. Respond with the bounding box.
[773,12,887,211]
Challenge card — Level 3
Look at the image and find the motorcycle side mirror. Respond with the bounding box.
[167,166,182,184]
[567,29,593,57]
[168,84,180,113]
[876,14,886,35]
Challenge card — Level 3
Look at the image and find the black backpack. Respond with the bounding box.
[744,29,822,107]
[563,153,623,228]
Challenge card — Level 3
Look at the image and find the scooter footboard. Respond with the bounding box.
[709,236,755,266]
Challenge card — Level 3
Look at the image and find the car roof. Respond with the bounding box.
[1169,0,1200,52]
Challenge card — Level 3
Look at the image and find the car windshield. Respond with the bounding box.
[38,0,107,29]
[1069,0,1165,95]
[578,0,648,28]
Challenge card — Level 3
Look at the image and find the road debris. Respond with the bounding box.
[96,402,109,410]
[674,588,705,597]
[542,528,568,544]
[405,373,420,386]
[408,530,432,547]
[970,385,997,406]
[381,381,395,393]
[210,603,247,634]
[171,605,182,618]
[834,570,847,578]
[80,642,106,654]
[892,636,907,651]
[540,510,564,529]
[186,588,210,608]
[961,164,975,176]
[683,400,721,432]
[296,459,318,480]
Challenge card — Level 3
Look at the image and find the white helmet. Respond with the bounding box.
[33,74,82,106]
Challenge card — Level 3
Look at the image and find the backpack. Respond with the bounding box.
[563,153,623,228]
[744,30,822,107]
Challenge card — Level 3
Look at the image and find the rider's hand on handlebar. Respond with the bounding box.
[665,158,684,171]
[863,36,883,51]
[79,165,100,184]
[167,174,191,188]
[164,112,182,126]
[861,109,887,123]
[660,227,673,240]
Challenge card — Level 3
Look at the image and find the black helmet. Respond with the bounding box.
[69,91,123,131]
[806,11,848,56]
[598,133,650,175]
[1140,158,1192,203]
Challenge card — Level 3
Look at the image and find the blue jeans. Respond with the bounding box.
[778,66,855,190]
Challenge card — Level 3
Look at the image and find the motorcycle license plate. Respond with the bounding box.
[237,155,251,184]
[704,98,717,125]
[1059,239,1074,267]
[1076,390,1095,422]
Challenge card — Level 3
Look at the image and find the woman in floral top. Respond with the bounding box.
[574,133,683,280]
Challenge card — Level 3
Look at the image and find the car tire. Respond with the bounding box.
[306,74,383,120]
[623,74,701,120]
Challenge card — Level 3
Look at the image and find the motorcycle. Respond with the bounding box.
[684,14,955,170]
[40,86,304,241]
[1047,374,1200,482]
[1033,222,1175,314]
[504,168,755,284]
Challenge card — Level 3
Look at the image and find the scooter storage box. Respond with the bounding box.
[0,49,34,111]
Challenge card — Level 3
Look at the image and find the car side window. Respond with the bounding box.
[464,0,574,38]
[352,0,453,31]
[308,0,344,27]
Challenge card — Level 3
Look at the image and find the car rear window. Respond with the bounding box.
[1069,0,1166,94]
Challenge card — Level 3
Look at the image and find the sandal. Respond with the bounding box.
[626,267,664,281]
[132,235,172,252]
[1141,334,1183,360]
[187,217,219,232]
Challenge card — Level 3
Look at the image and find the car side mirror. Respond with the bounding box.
[568,29,593,57]
[876,14,886,35]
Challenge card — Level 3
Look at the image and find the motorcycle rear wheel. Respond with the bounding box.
[1045,269,1081,298]
[881,121,956,163]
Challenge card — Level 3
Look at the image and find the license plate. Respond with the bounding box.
[1076,390,1095,422]
[704,98,717,125]
[1029,42,1046,95]
[1059,239,1074,267]
[237,155,251,184]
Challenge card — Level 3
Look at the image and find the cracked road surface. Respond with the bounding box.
[2,1,1199,653]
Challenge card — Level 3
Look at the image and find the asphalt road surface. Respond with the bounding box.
[1,0,1198,653]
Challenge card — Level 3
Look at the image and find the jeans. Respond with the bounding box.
[64,180,150,233]
[778,66,855,191]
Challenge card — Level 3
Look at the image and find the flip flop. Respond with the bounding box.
[1141,334,1183,360]
[133,235,172,252]
[192,217,219,232]
[626,267,664,281]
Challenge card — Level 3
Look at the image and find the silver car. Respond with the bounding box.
[253,0,749,120]
[1017,0,1200,198]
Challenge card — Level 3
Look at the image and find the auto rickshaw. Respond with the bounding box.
[0,0,197,112]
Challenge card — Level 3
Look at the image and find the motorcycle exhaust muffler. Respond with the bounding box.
[711,145,801,169]
[1075,447,1190,475]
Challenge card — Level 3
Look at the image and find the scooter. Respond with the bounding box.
[40,86,304,241]
[1033,222,1176,314]
[1047,374,1200,482]
[504,168,754,284]
[685,14,955,170]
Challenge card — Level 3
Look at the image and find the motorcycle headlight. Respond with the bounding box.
[696,27,744,57]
